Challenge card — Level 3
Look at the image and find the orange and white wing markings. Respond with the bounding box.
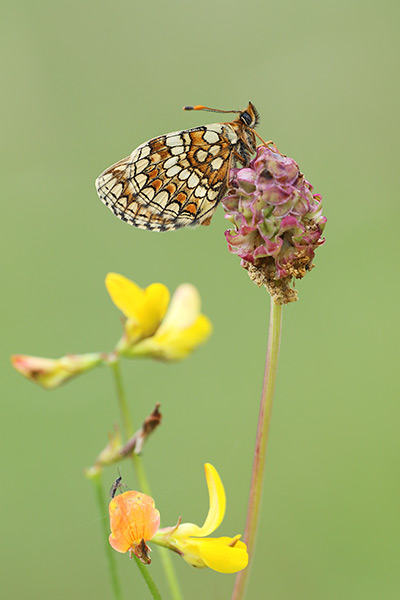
[95,102,260,232]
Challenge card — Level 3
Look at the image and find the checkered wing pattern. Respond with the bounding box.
[95,123,239,231]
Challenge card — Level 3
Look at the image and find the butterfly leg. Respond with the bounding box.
[232,150,249,166]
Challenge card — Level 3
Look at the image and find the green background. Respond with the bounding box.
[2,0,399,598]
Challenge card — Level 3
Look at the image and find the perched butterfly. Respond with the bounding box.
[95,102,262,232]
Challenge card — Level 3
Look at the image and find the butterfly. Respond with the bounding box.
[95,102,262,232]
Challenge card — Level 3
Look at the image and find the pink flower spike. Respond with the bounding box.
[222,145,326,304]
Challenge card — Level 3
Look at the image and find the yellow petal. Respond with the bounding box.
[172,535,248,572]
[157,284,201,333]
[159,463,226,541]
[151,464,247,573]
[196,463,226,536]
[105,273,144,320]
[126,315,212,360]
[154,315,212,360]
[198,536,248,573]
[136,283,170,337]
[106,273,170,340]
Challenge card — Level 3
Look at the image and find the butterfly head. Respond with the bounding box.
[239,102,259,129]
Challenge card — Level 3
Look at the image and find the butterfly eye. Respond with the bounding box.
[240,111,252,126]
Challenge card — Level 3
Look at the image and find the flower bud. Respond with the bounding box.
[11,352,103,389]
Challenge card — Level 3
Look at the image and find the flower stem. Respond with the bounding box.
[231,299,283,600]
[89,468,124,600]
[109,355,134,437]
[108,356,184,600]
[133,556,163,600]
[156,548,184,600]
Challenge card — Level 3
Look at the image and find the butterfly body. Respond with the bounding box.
[96,102,259,231]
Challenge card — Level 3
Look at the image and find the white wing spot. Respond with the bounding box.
[166,135,182,147]
[209,145,222,156]
[194,185,207,198]
[211,157,224,170]
[208,189,219,201]
[195,149,208,162]
[164,156,179,169]
[171,146,185,156]
[178,168,191,181]
[203,130,220,144]
[166,165,181,177]
[187,173,200,188]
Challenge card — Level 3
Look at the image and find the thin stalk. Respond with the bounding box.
[90,469,123,600]
[133,556,162,600]
[155,548,184,600]
[108,357,184,600]
[231,300,283,600]
[109,355,134,437]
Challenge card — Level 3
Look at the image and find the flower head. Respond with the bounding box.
[153,464,248,574]
[106,273,212,360]
[11,352,103,389]
[109,490,160,563]
[222,145,326,303]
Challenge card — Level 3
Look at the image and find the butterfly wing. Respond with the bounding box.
[95,123,239,231]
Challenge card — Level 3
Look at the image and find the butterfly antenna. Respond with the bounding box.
[183,105,239,115]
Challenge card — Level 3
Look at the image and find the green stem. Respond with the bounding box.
[155,547,184,600]
[108,356,184,600]
[231,300,283,600]
[133,556,162,600]
[90,469,124,600]
[131,453,152,495]
[109,355,134,437]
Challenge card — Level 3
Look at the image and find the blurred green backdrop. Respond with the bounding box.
[2,0,399,598]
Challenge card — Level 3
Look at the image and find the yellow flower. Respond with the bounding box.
[106,273,169,343]
[152,464,248,574]
[10,353,103,390]
[106,273,212,360]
